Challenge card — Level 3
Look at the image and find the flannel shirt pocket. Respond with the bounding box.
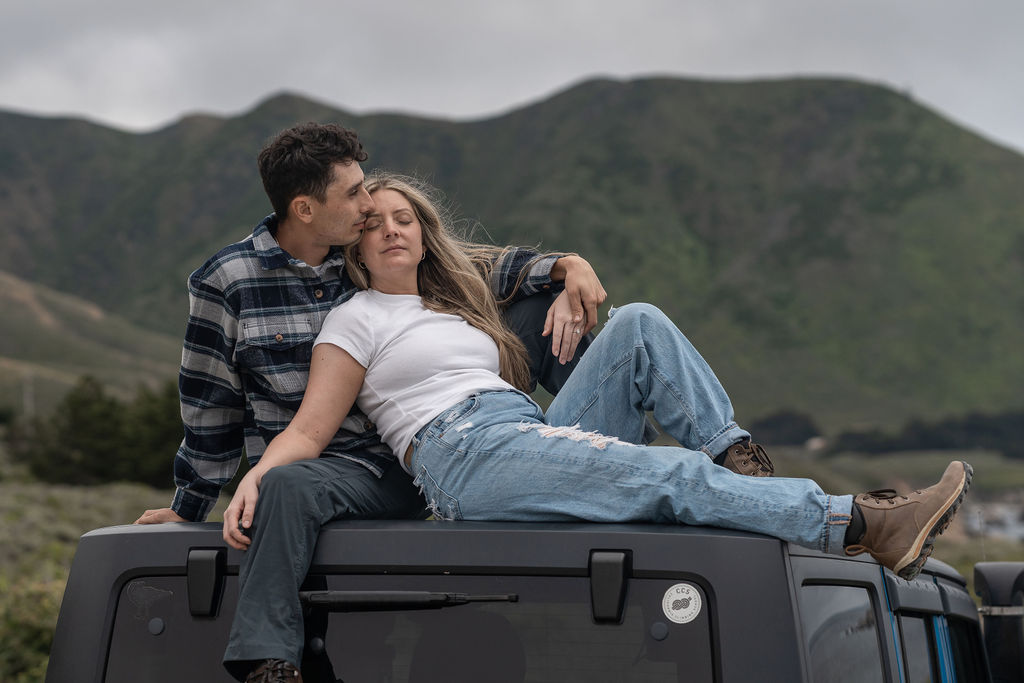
[236,317,316,398]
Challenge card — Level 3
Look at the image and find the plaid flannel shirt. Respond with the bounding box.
[171,215,560,521]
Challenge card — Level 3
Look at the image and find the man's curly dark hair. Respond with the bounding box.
[258,122,369,219]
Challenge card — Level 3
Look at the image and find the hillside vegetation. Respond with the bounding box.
[0,270,179,410]
[1,77,1022,430]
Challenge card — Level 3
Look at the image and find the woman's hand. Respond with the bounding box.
[223,468,264,550]
[543,291,588,364]
[545,255,607,363]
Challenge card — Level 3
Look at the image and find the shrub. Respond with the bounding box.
[832,411,1024,458]
[748,410,821,445]
[121,380,183,486]
[6,376,182,487]
[0,571,64,682]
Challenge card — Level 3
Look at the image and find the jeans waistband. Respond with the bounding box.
[411,389,529,451]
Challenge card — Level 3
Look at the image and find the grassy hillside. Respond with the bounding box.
[1,77,1022,431]
[0,270,180,415]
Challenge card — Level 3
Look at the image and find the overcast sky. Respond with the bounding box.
[3,0,1022,153]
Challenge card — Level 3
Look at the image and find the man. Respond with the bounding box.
[135,122,608,681]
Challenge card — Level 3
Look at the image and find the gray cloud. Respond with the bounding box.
[2,0,1022,152]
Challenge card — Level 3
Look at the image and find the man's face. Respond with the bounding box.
[307,161,374,246]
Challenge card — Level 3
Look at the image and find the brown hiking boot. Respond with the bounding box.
[246,659,303,683]
[845,460,972,581]
[716,440,774,477]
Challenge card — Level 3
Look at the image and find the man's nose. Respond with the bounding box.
[359,188,374,214]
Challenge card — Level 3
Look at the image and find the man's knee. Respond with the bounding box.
[259,458,425,522]
[503,293,550,332]
[258,461,322,509]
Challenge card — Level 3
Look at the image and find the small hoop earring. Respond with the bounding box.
[358,260,367,270]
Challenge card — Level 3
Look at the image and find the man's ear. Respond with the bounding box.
[290,195,315,224]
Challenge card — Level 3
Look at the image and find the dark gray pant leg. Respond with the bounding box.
[223,458,425,680]
[502,292,593,395]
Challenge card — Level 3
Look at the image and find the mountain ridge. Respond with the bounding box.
[2,76,1021,430]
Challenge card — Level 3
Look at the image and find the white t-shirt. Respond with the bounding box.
[314,289,513,471]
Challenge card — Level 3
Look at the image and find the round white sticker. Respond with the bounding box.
[661,583,702,624]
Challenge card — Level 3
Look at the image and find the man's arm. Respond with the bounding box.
[483,248,606,325]
[135,270,247,524]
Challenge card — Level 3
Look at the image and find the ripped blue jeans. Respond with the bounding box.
[410,389,851,554]
[545,302,747,454]
[409,304,853,555]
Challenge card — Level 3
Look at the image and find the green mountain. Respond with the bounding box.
[2,77,1022,431]
[0,269,180,412]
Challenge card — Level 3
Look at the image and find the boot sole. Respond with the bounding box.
[894,461,973,580]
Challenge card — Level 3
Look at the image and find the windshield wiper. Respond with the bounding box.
[298,590,519,612]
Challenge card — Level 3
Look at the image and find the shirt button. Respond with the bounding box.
[363,420,374,431]
[274,333,284,342]
[314,289,324,299]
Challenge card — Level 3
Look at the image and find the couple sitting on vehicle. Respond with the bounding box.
[137,123,971,683]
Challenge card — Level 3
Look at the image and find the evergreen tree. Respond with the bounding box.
[6,376,183,485]
[122,380,183,487]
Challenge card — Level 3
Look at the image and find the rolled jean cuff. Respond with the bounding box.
[823,494,855,555]
[701,421,751,459]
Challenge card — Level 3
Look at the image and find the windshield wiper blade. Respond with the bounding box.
[298,590,519,612]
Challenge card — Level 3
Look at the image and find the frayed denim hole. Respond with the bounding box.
[516,422,638,450]
[412,465,462,521]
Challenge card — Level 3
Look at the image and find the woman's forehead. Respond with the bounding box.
[370,188,413,211]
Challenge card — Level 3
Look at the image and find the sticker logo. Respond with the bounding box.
[661,583,702,624]
[126,580,174,620]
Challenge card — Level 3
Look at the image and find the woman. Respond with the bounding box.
[224,172,970,585]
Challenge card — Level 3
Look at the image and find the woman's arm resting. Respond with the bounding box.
[222,344,366,550]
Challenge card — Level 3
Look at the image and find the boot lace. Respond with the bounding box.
[859,489,908,505]
[246,660,300,683]
[747,443,775,474]
[844,489,910,557]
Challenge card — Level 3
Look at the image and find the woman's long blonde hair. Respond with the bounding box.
[345,172,534,392]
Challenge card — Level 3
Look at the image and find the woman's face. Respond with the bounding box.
[358,188,426,289]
